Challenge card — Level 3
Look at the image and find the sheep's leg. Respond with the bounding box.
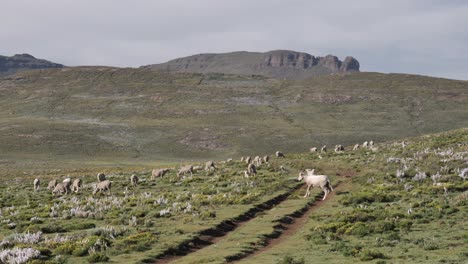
[304,185,311,198]
[322,189,328,200]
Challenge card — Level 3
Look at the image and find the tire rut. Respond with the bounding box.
[151,183,303,264]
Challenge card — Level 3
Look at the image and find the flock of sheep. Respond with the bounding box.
[31,141,376,201]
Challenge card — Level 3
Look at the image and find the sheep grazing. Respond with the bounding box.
[243,170,250,178]
[310,147,317,152]
[205,160,216,171]
[63,177,71,184]
[334,145,344,153]
[177,165,194,177]
[297,169,333,200]
[459,168,468,180]
[33,178,40,192]
[245,156,252,164]
[93,180,112,196]
[71,178,82,193]
[363,141,369,148]
[321,145,327,152]
[353,144,360,151]
[47,179,58,190]
[151,168,169,179]
[263,155,270,165]
[130,174,139,187]
[276,151,285,158]
[369,140,374,146]
[247,163,257,176]
[97,173,106,182]
[226,158,233,163]
[253,156,262,167]
[52,181,71,196]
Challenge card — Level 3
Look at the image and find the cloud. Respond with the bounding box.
[1,0,467,79]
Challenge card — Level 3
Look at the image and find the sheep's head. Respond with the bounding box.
[297,172,305,181]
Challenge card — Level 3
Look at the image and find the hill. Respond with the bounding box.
[0,53,63,77]
[0,67,467,169]
[142,50,359,79]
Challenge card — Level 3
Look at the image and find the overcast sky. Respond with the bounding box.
[2,0,468,80]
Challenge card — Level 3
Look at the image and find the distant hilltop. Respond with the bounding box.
[0,53,63,77]
[142,50,360,79]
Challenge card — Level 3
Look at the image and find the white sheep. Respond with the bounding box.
[276,151,285,158]
[97,173,106,182]
[245,156,252,164]
[52,181,71,196]
[47,179,58,190]
[321,145,327,152]
[240,157,245,162]
[352,144,360,151]
[177,165,194,177]
[310,147,317,152]
[93,180,112,196]
[243,170,250,178]
[263,155,270,165]
[130,174,139,187]
[205,160,216,171]
[253,156,262,166]
[297,169,333,200]
[33,178,40,192]
[334,145,344,153]
[151,168,169,179]
[363,141,369,148]
[71,178,82,193]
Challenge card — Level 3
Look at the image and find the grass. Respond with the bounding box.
[1,128,466,263]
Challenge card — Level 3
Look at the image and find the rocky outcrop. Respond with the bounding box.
[143,50,360,79]
[0,54,63,77]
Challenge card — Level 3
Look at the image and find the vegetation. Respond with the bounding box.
[0,128,466,263]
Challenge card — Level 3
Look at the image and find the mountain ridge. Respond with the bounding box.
[142,50,359,79]
[0,53,64,77]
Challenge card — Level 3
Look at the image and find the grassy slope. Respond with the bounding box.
[0,68,467,173]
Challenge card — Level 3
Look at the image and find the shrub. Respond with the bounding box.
[360,249,387,261]
[277,254,305,264]
[87,252,109,263]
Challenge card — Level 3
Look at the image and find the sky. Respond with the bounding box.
[2,0,468,80]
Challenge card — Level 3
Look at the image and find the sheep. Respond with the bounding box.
[205,160,216,171]
[71,178,82,193]
[334,145,344,153]
[247,163,257,176]
[245,156,252,164]
[177,165,193,177]
[310,147,317,152]
[130,174,139,187]
[63,177,71,184]
[253,156,262,167]
[243,170,250,178]
[193,165,203,172]
[33,178,40,192]
[47,179,58,190]
[459,168,468,180]
[151,168,169,179]
[93,180,112,196]
[263,155,270,165]
[363,141,369,148]
[52,181,71,196]
[276,151,285,158]
[97,173,106,182]
[321,145,327,152]
[369,140,374,146]
[297,169,333,200]
[226,158,233,163]
[240,157,245,162]
[353,144,360,151]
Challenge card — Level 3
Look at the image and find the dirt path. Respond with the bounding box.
[153,183,304,264]
[231,183,344,263]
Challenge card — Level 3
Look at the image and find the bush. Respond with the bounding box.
[360,249,387,261]
[87,252,109,263]
[277,254,305,264]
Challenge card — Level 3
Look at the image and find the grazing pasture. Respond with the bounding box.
[0,129,466,263]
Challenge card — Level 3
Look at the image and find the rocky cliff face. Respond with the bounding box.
[0,54,63,77]
[143,50,359,79]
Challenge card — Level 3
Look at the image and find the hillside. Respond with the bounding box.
[0,67,467,169]
[0,54,63,77]
[142,50,359,79]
